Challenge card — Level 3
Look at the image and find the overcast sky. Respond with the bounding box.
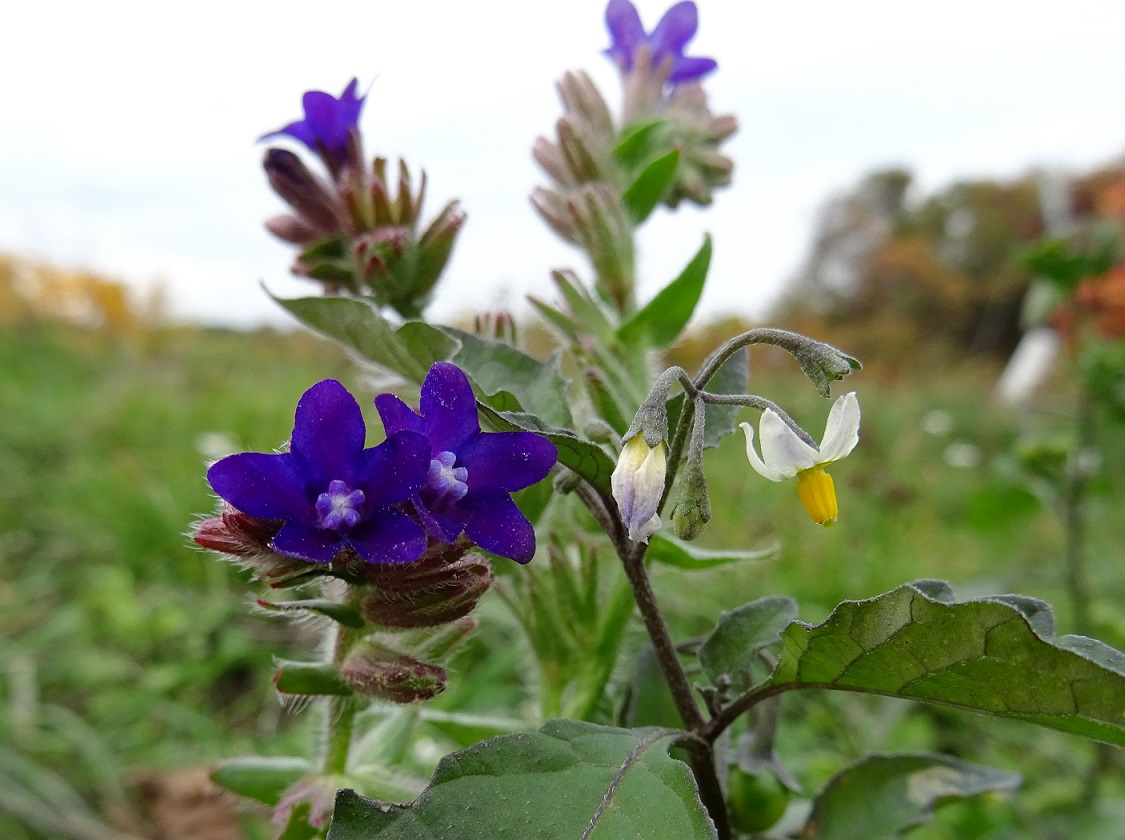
[3,0,1125,326]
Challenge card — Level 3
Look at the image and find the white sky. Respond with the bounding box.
[3,0,1125,326]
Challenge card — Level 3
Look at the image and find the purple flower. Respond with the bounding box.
[261,79,365,170]
[603,0,717,84]
[375,363,558,563]
[207,379,430,565]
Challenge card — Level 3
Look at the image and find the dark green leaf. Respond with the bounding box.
[436,327,573,429]
[622,150,680,224]
[666,346,750,451]
[618,235,711,348]
[478,405,616,495]
[270,295,454,384]
[210,756,310,806]
[257,599,366,628]
[804,753,1020,840]
[621,645,685,729]
[699,596,799,691]
[647,533,777,571]
[764,581,1125,746]
[326,721,717,840]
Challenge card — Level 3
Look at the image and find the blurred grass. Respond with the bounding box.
[2,322,1123,838]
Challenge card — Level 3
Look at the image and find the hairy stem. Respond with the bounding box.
[321,616,359,775]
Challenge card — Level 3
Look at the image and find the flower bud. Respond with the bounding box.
[360,555,493,628]
[671,455,711,541]
[262,148,344,236]
[611,434,667,543]
[339,644,446,703]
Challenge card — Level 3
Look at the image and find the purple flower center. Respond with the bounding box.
[316,479,366,530]
[425,451,469,505]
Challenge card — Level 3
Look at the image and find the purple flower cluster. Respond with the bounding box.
[603,0,717,84]
[207,364,557,566]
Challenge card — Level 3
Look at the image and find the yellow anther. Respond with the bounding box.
[795,466,838,527]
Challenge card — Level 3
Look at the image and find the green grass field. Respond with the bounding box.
[2,323,1123,838]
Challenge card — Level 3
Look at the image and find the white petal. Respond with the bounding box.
[629,512,662,543]
[740,422,785,481]
[817,392,861,463]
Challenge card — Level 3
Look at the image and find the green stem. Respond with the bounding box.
[322,600,359,776]
[1064,389,1094,636]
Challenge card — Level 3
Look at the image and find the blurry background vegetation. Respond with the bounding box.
[3,154,1125,839]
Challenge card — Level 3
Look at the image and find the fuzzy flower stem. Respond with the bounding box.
[697,392,818,447]
[322,609,359,775]
[695,327,856,395]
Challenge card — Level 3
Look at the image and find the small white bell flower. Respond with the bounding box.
[611,434,667,543]
[739,392,860,527]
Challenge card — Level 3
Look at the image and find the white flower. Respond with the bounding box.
[739,392,860,526]
[611,434,667,543]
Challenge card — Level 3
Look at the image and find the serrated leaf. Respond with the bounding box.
[211,756,311,806]
[647,533,777,571]
[666,346,749,451]
[270,294,455,384]
[618,236,711,348]
[257,598,366,628]
[699,596,799,691]
[326,721,717,840]
[804,753,1020,840]
[764,581,1125,745]
[435,327,574,429]
[478,405,616,495]
[622,149,680,224]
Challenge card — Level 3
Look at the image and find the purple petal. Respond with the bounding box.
[458,432,557,493]
[357,430,430,507]
[207,452,312,521]
[374,393,426,439]
[301,90,339,135]
[412,495,465,544]
[604,0,645,66]
[260,119,317,148]
[340,78,361,103]
[290,380,366,487]
[668,55,718,83]
[454,492,537,563]
[650,1,699,57]
[272,521,343,563]
[419,363,480,452]
[347,508,427,564]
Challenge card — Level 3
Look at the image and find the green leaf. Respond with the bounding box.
[618,235,712,348]
[698,596,799,692]
[763,581,1125,746]
[666,346,749,451]
[621,645,685,729]
[613,119,671,169]
[257,599,366,628]
[435,327,574,429]
[210,756,311,806]
[270,295,454,384]
[274,661,352,697]
[478,405,616,495]
[804,753,1020,840]
[647,533,777,571]
[326,721,717,840]
[278,802,320,840]
[622,150,680,224]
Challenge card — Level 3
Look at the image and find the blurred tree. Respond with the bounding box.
[775,167,1048,365]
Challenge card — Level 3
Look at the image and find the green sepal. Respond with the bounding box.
[274,661,353,697]
[257,598,365,628]
[210,756,311,806]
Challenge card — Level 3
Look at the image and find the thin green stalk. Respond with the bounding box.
[322,622,359,775]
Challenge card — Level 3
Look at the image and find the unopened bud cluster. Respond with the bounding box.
[261,80,464,318]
